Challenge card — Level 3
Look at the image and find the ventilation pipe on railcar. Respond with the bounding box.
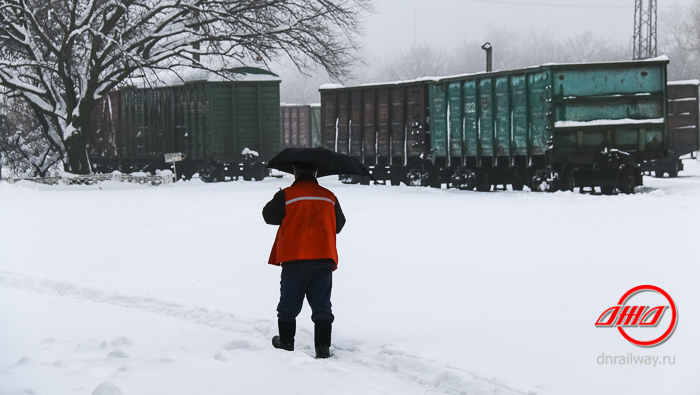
[481,42,493,72]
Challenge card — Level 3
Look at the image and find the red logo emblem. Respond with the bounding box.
[595,285,678,347]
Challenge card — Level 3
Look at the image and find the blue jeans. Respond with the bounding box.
[277,263,334,323]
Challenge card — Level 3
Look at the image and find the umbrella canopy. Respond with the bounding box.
[266,147,374,180]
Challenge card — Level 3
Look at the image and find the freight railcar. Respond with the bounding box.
[642,80,700,177]
[320,59,670,193]
[89,78,281,181]
[280,104,321,149]
[430,59,668,193]
[319,81,430,185]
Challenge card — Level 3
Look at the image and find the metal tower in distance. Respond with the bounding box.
[633,0,658,60]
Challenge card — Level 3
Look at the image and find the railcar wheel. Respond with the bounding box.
[390,166,402,186]
[601,185,615,195]
[561,171,575,192]
[618,167,636,194]
[428,169,441,188]
[475,171,490,192]
[530,176,546,192]
[545,170,561,193]
[462,172,476,190]
[654,170,665,178]
[668,161,679,178]
[251,163,266,181]
[512,181,524,191]
[199,168,215,182]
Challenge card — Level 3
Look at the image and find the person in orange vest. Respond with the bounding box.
[263,162,346,358]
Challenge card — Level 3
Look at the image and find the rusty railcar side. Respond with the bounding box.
[645,81,700,177]
[668,82,700,157]
[280,104,321,149]
[319,82,430,184]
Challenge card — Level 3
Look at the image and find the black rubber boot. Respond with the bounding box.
[272,319,295,351]
[314,320,332,358]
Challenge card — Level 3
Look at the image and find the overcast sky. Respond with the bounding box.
[361,0,695,57]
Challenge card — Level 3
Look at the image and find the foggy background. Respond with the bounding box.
[278,0,700,104]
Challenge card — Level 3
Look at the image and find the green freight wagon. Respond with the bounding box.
[642,80,700,178]
[117,78,281,181]
[429,58,669,193]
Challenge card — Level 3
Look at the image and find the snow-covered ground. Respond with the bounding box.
[2,160,699,395]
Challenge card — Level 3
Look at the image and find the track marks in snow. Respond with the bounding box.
[0,270,527,395]
[1,334,145,395]
[336,344,526,395]
[2,390,41,395]
[0,270,270,339]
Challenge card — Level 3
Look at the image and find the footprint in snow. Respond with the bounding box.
[106,349,129,359]
[333,339,363,352]
[5,389,40,395]
[110,336,132,347]
[222,340,262,351]
[37,337,57,347]
[75,339,110,352]
[214,351,230,362]
[114,362,144,375]
[377,346,405,356]
[8,357,35,369]
[46,360,68,369]
[92,381,124,395]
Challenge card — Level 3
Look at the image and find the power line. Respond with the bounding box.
[451,0,630,9]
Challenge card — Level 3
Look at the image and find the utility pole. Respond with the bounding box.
[633,0,657,60]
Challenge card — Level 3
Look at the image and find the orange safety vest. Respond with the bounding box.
[268,179,339,268]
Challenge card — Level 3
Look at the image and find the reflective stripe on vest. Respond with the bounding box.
[286,196,335,205]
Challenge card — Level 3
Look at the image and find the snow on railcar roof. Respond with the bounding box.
[540,55,669,66]
[125,66,280,88]
[668,79,700,85]
[319,56,671,90]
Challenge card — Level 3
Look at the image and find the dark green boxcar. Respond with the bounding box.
[118,79,280,179]
[429,59,668,192]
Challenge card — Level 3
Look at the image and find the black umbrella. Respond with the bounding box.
[267,147,374,180]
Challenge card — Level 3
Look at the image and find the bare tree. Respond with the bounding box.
[514,27,562,68]
[451,27,629,75]
[376,42,452,81]
[0,0,371,174]
[560,31,624,63]
[0,93,60,177]
[662,1,700,80]
[451,40,486,74]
